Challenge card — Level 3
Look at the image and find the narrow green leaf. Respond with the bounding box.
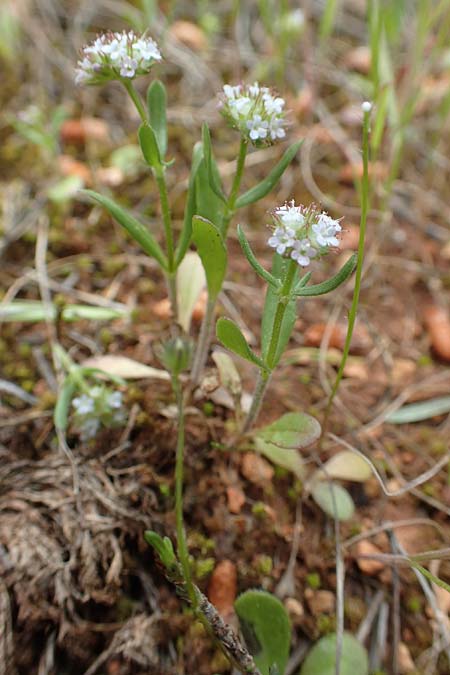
[147,79,168,158]
[294,254,357,297]
[237,225,279,287]
[386,396,450,424]
[175,142,203,266]
[235,141,302,208]
[195,157,225,230]
[311,482,355,521]
[138,122,162,169]
[61,305,127,321]
[144,531,177,570]
[300,633,369,675]
[202,123,227,202]
[411,563,450,594]
[192,216,227,299]
[216,317,267,370]
[235,590,291,675]
[261,255,297,365]
[83,190,167,269]
[0,300,54,322]
[54,377,76,431]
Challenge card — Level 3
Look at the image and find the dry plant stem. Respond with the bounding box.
[190,296,215,384]
[322,106,371,432]
[173,377,196,609]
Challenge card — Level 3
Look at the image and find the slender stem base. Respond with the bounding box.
[241,370,271,434]
[190,296,215,385]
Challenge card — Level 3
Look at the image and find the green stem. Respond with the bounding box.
[173,377,197,609]
[242,257,297,434]
[190,296,215,385]
[155,168,177,318]
[266,258,297,370]
[324,106,371,422]
[222,137,248,236]
[122,79,148,123]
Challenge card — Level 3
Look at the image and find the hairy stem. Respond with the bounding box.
[241,370,271,434]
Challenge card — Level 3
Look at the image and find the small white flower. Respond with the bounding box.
[79,417,101,441]
[75,31,161,86]
[275,202,305,230]
[107,391,123,409]
[268,226,296,255]
[72,394,95,415]
[220,81,286,146]
[291,238,317,267]
[311,213,342,247]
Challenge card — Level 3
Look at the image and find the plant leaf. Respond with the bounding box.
[216,317,267,370]
[311,482,355,521]
[62,305,127,321]
[195,156,225,230]
[81,355,170,380]
[54,377,76,431]
[138,122,162,169]
[176,251,206,332]
[48,175,84,203]
[202,123,226,202]
[235,590,291,675]
[235,141,302,208]
[144,531,177,570]
[82,190,167,269]
[254,437,305,480]
[300,632,369,675]
[315,450,372,483]
[261,254,297,365]
[237,225,279,287]
[175,142,203,266]
[255,412,321,449]
[147,79,167,158]
[294,254,357,297]
[192,215,227,300]
[386,396,450,424]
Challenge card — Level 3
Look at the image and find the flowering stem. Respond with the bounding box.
[190,296,215,385]
[173,375,197,610]
[222,137,248,236]
[242,258,297,434]
[122,79,148,123]
[323,105,371,426]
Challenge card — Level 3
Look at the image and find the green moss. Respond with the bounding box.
[316,613,336,634]
[255,554,273,576]
[306,572,321,589]
[202,401,214,417]
[406,595,422,613]
[194,557,215,579]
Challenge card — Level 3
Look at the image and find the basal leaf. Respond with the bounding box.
[176,251,206,332]
[300,633,368,675]
[311,482,355,521]
[254,437,305,480]
[83,190,167,269]
[192,215,227,300]
[235,590,291,675]
[255,412,321,450]
[317,450,372,483]
[386,396,450,424]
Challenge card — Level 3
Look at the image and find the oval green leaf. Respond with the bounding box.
[255,412,321,449]
[82,190,167,269]
[192,215,227,300]
[235,590,291,675]
[216,317,267,370]
[147,79,168,158]
[318,451,372,483]
[311,482,355,521]
[300,632,368,675]
[138,122,162,169]
[254,437,305,480]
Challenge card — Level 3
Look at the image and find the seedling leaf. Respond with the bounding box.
[300,632,368,675]
[311,482,355,521]
[235,590,291,675]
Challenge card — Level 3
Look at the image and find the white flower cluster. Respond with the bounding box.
[72,386,125,440]
[75,31,161,86]
[268,201,342,267]
[220,82,286,146]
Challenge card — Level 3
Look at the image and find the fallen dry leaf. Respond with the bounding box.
[169,20,207,51]
[60,117,109,145]
[207,560,237,618]
[226,486,245,514]
[304,322,371,354]
[354,540,385,575]
[241,452,274,485]
[424,305,450,362]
